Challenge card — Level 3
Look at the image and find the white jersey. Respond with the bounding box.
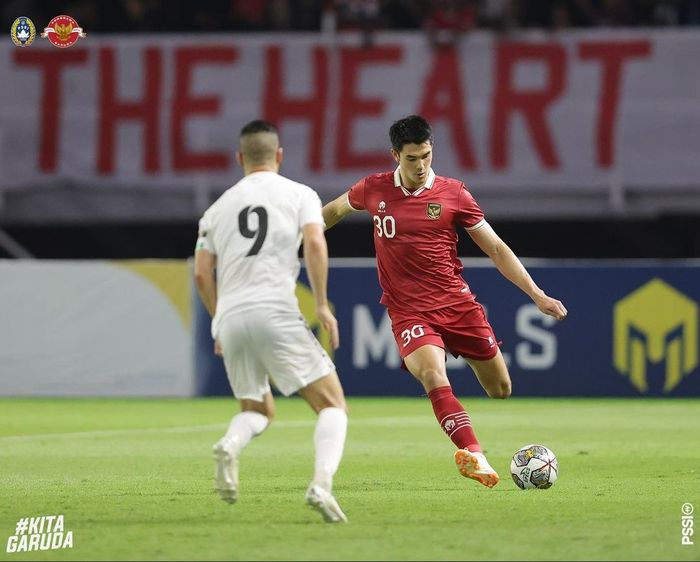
[196,171,324,337]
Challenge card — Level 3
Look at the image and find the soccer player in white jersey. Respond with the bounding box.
[194,120,348,523]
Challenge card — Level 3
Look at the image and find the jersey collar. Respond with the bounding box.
[393,167,436,196]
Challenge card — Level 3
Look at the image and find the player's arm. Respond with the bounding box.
[322,192,356,230]
[194,249,217,318]
[467,222,568,321]
[302,222,340,349]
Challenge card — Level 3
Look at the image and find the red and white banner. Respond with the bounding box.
[1,30,699,203]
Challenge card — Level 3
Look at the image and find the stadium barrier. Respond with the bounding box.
[3,258,698,397]
[0,260,194,396]
[196,258,700,397]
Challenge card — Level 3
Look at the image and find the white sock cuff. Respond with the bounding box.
[313,407,348,491]
[318,407,347,423]
[238,411,269,435]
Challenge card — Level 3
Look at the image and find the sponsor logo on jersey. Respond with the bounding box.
[41,15,86,48]
[613,278,697,393]
[10,17,36,47]
[378,201,386,213]
[426,203,441,220]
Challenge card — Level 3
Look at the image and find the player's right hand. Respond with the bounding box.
[316,304,340,350]
[214,338,223,357]
[535,294,568,321]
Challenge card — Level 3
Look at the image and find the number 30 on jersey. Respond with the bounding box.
[373,215,396,238]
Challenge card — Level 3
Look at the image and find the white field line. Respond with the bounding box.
[0,415,432,442]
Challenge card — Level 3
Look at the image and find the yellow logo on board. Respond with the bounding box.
[613,278,697,393]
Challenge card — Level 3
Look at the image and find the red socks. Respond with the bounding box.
[427,386,481,452]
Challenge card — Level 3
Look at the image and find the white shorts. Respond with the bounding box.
[216,306,335,402]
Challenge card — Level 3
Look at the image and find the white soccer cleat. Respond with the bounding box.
[454,449,500,488]
[305,485,348,523]
[213,439,239,504]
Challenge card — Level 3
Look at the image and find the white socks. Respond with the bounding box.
[223,411,269,454]
[312,407,348,493]
[220,407,347,495]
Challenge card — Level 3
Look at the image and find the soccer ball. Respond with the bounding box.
[510,444,558,489]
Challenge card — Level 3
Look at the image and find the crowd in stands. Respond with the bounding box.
[5,0,700,34]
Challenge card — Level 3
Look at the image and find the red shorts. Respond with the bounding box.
[387,298,500,362]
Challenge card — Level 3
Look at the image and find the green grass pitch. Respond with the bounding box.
[1,397,698,561]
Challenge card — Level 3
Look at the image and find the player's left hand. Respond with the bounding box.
[316,304,340,349]
[214,338,223,357]
[535,294,568,321]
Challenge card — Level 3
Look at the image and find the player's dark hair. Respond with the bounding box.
[240,119,278,137]
[389,115,433,152]
[239,120,279,164]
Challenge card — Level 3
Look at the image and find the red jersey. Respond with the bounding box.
[347,168,485,313]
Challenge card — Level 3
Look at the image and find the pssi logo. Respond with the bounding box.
[295,282,334,359]
[10,17,36,47]
[613,278,698,393]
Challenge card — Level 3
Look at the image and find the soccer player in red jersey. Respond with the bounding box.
[322,115,567,488]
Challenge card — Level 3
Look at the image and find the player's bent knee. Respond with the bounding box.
[306,396,346,414]
[416,368,448,391]
[314,390,347,413]
[246,408,275,423]
[241,396,275,421]
[321,399,347,414]
[487,381,511,399]
[298,373,347,414]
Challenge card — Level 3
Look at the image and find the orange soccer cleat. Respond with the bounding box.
[454,449,500,488]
